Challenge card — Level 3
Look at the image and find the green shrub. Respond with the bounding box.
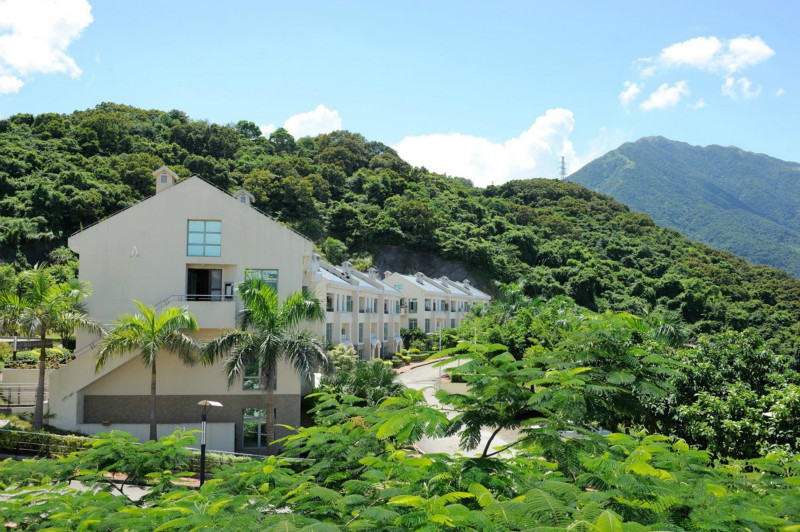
[0,428,92,457]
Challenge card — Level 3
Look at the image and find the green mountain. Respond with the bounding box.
[568,136,800,277]
[2,105,800,362]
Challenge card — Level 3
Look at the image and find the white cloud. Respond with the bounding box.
[260,104,342,139]
[283,104,342,138]
[0,0,92,92]
[640,81,690,111]
[619,81,641,107]
[689,98,706,110]
[394,108,578,187]
[776,88,786,97]
[651,35,774,75]
[721,76,761,99]
[634,57,656,77]
[0,73,23,93]
[259,123,276,137]
[720,36,775,74]
[660,36,722,69]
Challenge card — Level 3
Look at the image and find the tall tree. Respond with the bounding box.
[202,279,330,447]
[96,301,199,441]
[0,265,101,430]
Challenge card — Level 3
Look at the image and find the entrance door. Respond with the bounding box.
[187,269,222,301]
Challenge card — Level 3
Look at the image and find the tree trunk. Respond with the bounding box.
[150,359,158,441]
[33,330,47,430]
[265,368,275,446]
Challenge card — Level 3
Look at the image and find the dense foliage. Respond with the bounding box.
[569,135,800,277]
[3,105,800,368]
[445,295,800,459]
[2,367,799,531]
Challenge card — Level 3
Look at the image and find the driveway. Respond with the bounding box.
[397,360,519,457]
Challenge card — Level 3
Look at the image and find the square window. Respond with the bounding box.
[187,220,222,257]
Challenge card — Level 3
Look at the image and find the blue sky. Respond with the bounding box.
[0,0,797,186]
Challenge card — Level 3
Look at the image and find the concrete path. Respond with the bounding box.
[397,360,518,457]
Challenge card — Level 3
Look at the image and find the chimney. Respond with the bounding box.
[368,267,378,279]
[416,272,424,284]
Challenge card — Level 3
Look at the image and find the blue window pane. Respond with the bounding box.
[205,221,222,233]
[188,233,204,244]
[187,244,204,256]
[205,245,221,257]
[188,220,205,232]
[205,233,221,245]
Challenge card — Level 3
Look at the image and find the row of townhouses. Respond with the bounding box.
[26,167,489,453]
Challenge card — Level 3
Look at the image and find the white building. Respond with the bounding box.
[48,168,317,452]
[14,166,491,453]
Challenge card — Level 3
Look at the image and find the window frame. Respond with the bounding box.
[187,220,221,257]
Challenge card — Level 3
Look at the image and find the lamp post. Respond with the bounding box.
[197,400,222,486]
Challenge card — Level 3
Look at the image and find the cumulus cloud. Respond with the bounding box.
[619,81,642,108]
[640,81,690,111]
[259,104,342,139]
[660,36,722,69]
[0,0,92,93]
[0,73,23,93]
[721,76,761,99]
[652,35,774,75]
[776,88,786,97]
[259,123,276,137]
[394,108,578,187]
[284,104,341,138]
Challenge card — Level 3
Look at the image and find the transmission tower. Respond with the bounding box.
[559,156,567,180]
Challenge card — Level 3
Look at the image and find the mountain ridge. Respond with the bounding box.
[569,136,800,277]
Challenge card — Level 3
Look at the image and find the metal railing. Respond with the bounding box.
[0,383,45,407]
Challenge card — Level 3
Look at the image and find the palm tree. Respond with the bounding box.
[96,301,199,441]
[0,265,102,430]
[203,279,330,446]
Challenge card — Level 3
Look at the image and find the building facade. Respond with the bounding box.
[38,167,490,452]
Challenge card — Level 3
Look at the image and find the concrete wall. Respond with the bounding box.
[78,422,236,452]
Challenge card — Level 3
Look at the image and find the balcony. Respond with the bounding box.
[158,295,236,329]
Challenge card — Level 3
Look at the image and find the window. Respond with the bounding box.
[187,220,221,257]
[345,296,353,312]
[425,319,431,333]
[408,318,418,330]
[358,323,364,343]
[425,299,431,311]
[395,301,400,314]
[451,319,456,328]
[441,300,447,311]
[242,408,268,448]
[384,323,388,340]
[326,323,333,342]
[160,173,168,184]
[245,269,278,292]
[409,298,418,313]
[326,294,334,312]
[341,327,347,341]
[239,195,247,203]
[243,362,275,390]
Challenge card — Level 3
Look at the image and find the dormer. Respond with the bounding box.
[234,188,255,206]
[416,272,425,284]
[153,165,178,194]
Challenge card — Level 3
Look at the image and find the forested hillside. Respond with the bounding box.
[568,136,800,277]
[2,103,800,362]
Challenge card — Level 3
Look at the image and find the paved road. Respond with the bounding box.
[398,361,518,457]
